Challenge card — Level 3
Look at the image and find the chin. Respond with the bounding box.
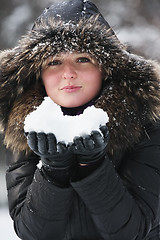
[53,99,88,108]
[61,104,81,108]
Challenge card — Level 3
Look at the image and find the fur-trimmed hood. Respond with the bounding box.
[0,0,160,156]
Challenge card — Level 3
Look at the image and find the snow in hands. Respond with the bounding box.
[24,97,109,144]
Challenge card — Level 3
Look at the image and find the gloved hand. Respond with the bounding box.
[26,132,74,186]
[73,124,109,166]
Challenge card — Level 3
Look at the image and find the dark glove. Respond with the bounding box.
[73,125,109,166]
[26,132,74,187]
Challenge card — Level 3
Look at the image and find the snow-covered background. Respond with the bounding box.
[1,0,160,59]
[0,208,20,240]
[0,157,20,239]
[0,0,160,239]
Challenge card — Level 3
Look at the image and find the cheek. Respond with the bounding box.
[88,71,102,92]
[42,71,57,90]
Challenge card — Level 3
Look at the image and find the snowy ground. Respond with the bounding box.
[0,167,20,239]
[0,207,20,240]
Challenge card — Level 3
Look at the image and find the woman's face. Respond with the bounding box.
[41,52,102,108]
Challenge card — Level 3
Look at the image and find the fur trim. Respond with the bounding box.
[96,57,160,154]
[0,15,160,155]
[4,85,45,153]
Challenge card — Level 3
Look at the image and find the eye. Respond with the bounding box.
[48,60,61,66]
[77,57,91,63]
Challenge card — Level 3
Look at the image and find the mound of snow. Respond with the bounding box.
[24,97,109,143]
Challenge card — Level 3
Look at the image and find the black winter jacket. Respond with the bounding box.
[6,123,160,240]
[1,0,160,239]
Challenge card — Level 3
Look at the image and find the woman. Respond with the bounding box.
[1,0,160,239]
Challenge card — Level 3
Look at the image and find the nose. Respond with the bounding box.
[62,63,77,79]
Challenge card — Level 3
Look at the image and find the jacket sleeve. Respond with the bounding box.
[6,150,74,240]
[71,124,160,239]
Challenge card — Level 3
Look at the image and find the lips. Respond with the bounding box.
[61,85,82,93]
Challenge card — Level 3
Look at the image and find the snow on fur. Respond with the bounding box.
[24,97,109,143]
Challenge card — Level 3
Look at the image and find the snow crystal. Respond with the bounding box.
[83,6,87,11]
[43,8,49,14]
[24,97,109,143]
